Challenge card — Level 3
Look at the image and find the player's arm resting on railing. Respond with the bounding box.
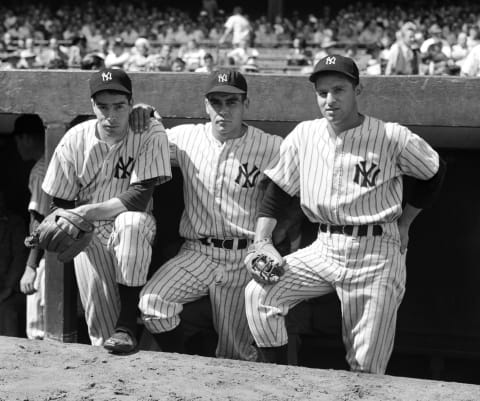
[51,179,156,221]
[255,178,294,242]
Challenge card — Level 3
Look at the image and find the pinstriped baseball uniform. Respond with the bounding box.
[139,122,282,360]
[26,156,49,340]
[245,115,439,373]
[42,119,171,346]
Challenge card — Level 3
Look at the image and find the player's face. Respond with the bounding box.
[14,134,33,161]
[314,73,360,132]
[205,93,248,140]
[92,91,132,141]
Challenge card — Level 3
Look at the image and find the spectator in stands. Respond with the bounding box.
[0,188,28,337]
[286,37,311,67]
[424,41,450,75]
[178,39,206,71]
[17,37,40,69]
[420,23,451,58]
[67,35,87,68]
[451,32,469,69]
[125,37,154,71]
[41,37,69,69]
[240,55,259,73]
[80,52,105,70]
[385,22,420,75]
[195,52,215,73]
[227,39,259,67]
[461,40,480,76]
[466,26,479,50]
[254,21,278,47]
[364,45,383,75]
[219,6,251,46]
[120,23,139,46]
[358,20,383,47]
[104,37,130,69]
[171,57,186,72]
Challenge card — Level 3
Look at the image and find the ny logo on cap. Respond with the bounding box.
[325,57,336,65]
[218,73,228,83]
[102,72,113,82]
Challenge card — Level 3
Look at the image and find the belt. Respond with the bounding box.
[319,224,383,237]
[199,237,250,250]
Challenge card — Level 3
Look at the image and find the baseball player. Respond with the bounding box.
[244,55,446,373]
[134,69,283,360]
[41,68,171,353]
[14,114,50,340]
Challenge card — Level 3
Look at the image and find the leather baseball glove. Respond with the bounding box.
[244,238,285,285]
[24,208,94,262]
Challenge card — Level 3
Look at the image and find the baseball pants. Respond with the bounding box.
[74,211,156,346]
[139,240,257,361]
[245,222,406,374]
[26,258,45,340]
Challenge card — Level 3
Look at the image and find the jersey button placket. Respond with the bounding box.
[213,144,227,236]
[331,136,343,224]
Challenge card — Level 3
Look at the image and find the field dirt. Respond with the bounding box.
[0,336,479,401]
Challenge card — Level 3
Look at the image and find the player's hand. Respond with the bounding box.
[129,103,157,134]
[397,221,410,254]
[20,265,37,295]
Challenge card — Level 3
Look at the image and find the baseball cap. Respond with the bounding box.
[205,69,247,95]
[309,54,360,84]
[89,68,132,98]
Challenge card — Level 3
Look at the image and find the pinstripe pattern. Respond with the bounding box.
[139,122,282,360]
[140,240,256,361]
[169,123,282,239]
[246,116,440,373]
[26,156,49,340]
[245,226,405,373]
[75,211,156,345]
[42,119,171,346]
[265,116,439,225]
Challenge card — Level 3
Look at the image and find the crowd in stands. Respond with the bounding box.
[2,1,480,76]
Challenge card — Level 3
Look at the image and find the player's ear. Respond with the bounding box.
[355,83,363,96]
[204,97,210,113]
[243,96,250,109]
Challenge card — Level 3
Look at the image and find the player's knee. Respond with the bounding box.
[114,211,149,230]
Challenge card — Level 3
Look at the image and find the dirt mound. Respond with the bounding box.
[0,336,479,401]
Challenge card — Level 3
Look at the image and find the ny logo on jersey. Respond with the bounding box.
[325,56,336,65]
[102,72,113,82]
[218,73,228,83]
[114,156,134,179]
[235,163,260,188]
[353,160,381,188]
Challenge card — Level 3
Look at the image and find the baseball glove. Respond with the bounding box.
[244,238,285,285]
[24,208,94,263]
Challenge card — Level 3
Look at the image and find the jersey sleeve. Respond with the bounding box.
[28,159,50,217]
[395,125,439,180]
[165,126,181,167]
[42,133,79,200]
[264,128,301,196]
[130,120,172,185]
